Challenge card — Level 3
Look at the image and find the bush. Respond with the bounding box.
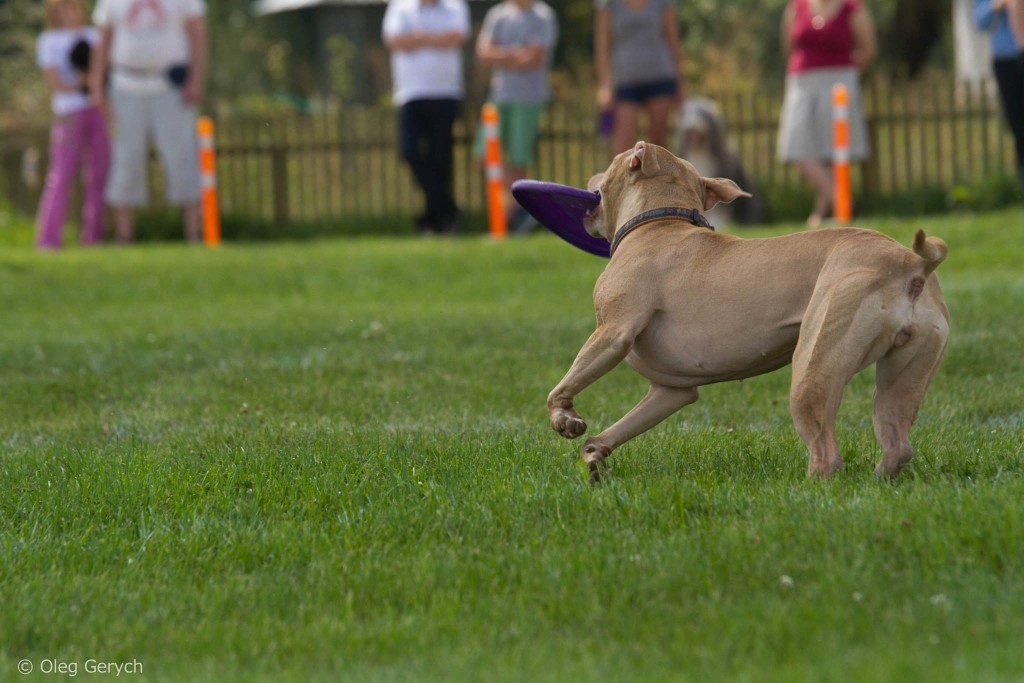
[756,173,1021,225]
[132,209,490,242]
[946,174,1022,212]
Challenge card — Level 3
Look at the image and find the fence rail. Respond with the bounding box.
[0,75,1015,227]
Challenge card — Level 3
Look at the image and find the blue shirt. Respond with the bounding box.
[975,0,1022,59]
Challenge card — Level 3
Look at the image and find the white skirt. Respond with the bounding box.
[777,66,869,162]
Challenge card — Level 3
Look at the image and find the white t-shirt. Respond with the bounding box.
[382,0,469,105]
[37,27,100,116]
[93,0,205,95]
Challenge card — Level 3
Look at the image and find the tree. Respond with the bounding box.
[0,0,47,124]
[0,0,957,125]
[887,0,950,78]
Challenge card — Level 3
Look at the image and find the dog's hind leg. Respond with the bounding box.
[790,275,889,477]
[581,383,699,482]
[790,363,856,478]
[872,309,949,478]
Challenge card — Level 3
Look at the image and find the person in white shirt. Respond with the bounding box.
[35,0,111,250]
[383,0,469,234]
[88,0,207,243]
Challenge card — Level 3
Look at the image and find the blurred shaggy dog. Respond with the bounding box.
[672,96,764,227]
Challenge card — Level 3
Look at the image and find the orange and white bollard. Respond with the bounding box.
[482,103,507,240]
[197,115,221,247]
[832,83,852,226]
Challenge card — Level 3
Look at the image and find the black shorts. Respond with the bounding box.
[615,79,678,104]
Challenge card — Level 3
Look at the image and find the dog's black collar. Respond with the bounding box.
[609,207,714,257]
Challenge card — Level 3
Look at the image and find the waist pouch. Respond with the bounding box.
[167,64,189,87]
[114,63,190,88]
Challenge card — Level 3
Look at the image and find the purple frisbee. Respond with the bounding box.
[511,180,609,258]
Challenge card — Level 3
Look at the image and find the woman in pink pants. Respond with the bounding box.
[35,0,110,249]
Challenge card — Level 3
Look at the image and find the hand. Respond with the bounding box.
[411,31,440,49]
[509,48,534,69]
[994,0,1007,10]
[596,83,613,109]
[90,89,107,111]
[674,77,685,108]
[182,77,202,105]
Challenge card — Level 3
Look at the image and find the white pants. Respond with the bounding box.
[106,86,201,207]
[777,67,869,163]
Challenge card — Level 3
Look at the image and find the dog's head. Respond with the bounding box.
[677,97,726,151]
[583,141,751,242]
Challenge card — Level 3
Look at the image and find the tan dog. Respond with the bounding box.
[547,142,950,481]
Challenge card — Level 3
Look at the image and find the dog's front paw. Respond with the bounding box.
[551,409,587,439]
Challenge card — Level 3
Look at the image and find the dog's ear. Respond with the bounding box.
[702,177,752,211]
[628,141,661,176]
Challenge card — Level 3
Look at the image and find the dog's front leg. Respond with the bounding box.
[582,383,699,482]
[547,323,638,440]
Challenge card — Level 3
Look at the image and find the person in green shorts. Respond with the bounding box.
[475,0,559,233]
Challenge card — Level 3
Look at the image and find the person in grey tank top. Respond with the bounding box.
[595,0,684,153]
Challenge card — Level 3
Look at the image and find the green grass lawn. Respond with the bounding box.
[1,209,1022,682]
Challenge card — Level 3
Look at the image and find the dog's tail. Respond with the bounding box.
[912,229,947,278]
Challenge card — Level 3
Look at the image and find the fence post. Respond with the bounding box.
[482,103,506,239]
[862,119,881,199]
[832,83,852,225]
[860,78,881,199]
[271,146,289,225]
[197,116,221,246]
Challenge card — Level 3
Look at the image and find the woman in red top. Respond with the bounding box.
[777,0,876,227]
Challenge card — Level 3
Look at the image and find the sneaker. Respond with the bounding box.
[414,212,437,236]
[437,210,463,235]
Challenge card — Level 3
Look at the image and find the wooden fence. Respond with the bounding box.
[0,75,1016,226]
